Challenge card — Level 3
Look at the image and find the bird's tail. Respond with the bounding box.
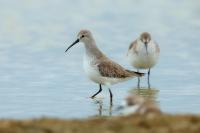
[126,70,145,77]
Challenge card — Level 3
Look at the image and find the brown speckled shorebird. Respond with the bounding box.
[120,95,161,115]
[65,29,144,105]
[127,32,160,88]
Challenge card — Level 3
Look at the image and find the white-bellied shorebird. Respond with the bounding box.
[127,32,160,88]
[65,29,144,104]
[117,95,161,115]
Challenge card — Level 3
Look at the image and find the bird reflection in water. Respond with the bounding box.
[129,87,159,104]
[93,99,113,116]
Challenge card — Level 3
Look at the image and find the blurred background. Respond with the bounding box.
[0,0,200,119]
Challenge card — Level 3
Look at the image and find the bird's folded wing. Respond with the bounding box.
[128,40,138,54]
[98,60,135,78]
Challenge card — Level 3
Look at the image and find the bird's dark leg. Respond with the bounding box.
[137,69,140,89]
[91,84,102,98]
[148,68,151,88]
[108,88,113,106]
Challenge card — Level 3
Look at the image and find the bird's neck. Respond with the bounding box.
[83,39,104,59]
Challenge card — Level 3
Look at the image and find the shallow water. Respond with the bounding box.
[0,0,200,119]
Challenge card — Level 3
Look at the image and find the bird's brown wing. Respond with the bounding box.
[128,40,138,54]
[98,60,143,78]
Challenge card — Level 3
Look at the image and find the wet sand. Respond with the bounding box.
[0,114,199,133]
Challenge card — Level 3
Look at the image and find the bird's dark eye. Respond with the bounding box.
[81,35,85,38]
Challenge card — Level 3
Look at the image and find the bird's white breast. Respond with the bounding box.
[127,40,159,69]
[83,54,101,84]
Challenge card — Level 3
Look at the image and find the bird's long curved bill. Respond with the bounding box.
[65,39,79,52]
[145,43,148,55]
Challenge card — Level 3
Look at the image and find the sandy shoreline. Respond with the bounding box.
[0,114,199,133]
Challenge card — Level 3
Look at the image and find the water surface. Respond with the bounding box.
[0,0,200,119]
